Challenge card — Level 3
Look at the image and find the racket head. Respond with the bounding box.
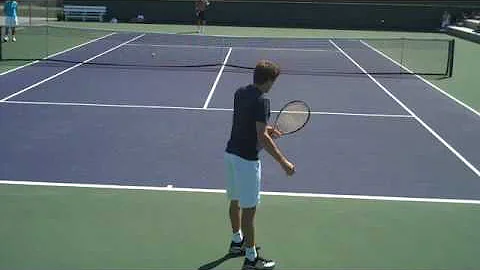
[273,100,311,135]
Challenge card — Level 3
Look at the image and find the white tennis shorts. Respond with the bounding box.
[224,152,261,208]
[5,16,18,27]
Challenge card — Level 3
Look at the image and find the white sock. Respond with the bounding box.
[245,246,257,262]
[232,230,243,243]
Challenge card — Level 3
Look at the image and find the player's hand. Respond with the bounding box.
[267,125,282,139]
[281,159,295,176]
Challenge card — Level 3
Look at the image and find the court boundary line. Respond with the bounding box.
[1,180,479,205]
[203,47,232,109]
[0,32,117,76]
[329,39,480,178]
[1,100,414,118]
[125,43,337,52]
[0,34,145,102]
[360,40,480,118]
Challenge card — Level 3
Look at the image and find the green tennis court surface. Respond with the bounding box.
[1,184,479,270]
[0,25,113,75]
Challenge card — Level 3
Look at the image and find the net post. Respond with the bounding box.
[447,39,455,78]
[0,26,3,60]
[46,0,50,24]
[46,22,49,58]
[29,1,32,26]
[400,37,405,67]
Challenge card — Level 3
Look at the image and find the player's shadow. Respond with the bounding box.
[176,31,200,35]
[198,252,241,270]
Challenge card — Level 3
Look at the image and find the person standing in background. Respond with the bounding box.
[3,0,18,42]
[195,0,209,34]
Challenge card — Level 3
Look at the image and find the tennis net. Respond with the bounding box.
[0,25,455,77]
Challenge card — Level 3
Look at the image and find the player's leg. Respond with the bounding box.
[199,11,206,34]
[202,19,206,34]
[4,16,9,41]
[3,26,9,42]
[12,16,17,41]
[241,208,275,270]
[241,206,256,255]
[195,11,201,33]
[238,159,260,254]
[228,199,245,255]
[230,200,241,235]
[225,153,245,255]
[237,158,275,270]
[11,26,16,42]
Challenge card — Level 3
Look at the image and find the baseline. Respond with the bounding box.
[1,180,479,205]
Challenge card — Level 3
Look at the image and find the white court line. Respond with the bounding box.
[0,34,145,102]
[206,107,412,118]
[203,47,232,109]
[329,39,480,178]
[360,40,480,118]
[1,180,479,205]
[1,100,414,118]
[125,43,336,52]
[0,32,117,76]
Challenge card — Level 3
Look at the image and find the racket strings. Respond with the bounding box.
[274,102,310,134]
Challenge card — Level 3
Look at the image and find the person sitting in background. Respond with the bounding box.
[473,10,480,20]
[455,11,469,26]
[441,11,451,30]
[3,0,18,42]
[129,13,145,23]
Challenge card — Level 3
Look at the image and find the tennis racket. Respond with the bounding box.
[273,100,311,136]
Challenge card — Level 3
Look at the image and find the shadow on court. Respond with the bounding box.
[176,31,200,35]
[198,253,242,270]
[198,253,240,270]
[199,246,262,270]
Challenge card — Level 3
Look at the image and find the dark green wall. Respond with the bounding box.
[63,0,480,31]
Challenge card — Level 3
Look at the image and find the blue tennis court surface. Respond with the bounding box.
[1,31,479,202]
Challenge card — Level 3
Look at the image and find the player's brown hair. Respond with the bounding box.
[253,60,280,85]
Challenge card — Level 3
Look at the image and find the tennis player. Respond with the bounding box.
[195,0,209,34]
[224,60,295,270]
[3,0,18,42]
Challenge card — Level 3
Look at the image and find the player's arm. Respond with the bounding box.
[256,122,295,175]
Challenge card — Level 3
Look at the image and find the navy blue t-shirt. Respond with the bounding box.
[226,85,270,161]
